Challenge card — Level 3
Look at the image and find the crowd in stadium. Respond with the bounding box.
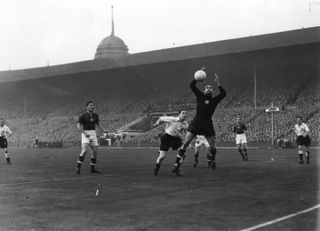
[3,75,319,148]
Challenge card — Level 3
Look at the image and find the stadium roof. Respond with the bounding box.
[0,26,319,83]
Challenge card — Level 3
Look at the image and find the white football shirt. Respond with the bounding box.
[0,125,12,138]
[294,123,309,136]
[158,116,188,138]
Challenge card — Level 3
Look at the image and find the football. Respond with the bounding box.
[194,70,207,81]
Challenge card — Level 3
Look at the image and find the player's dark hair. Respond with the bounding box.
[178,109,187,114]
[86,101,94,106]
[297,116,302,120]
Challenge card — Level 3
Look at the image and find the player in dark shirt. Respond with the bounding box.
[172,70,226,176]
[233,117,248,161]
[76,101,107,174]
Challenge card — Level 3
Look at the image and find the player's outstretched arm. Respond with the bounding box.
[6,129,12,138]
[214,73,221,86]
[190,79,203,97]
[213,73,226,99]
[153,118,161,127]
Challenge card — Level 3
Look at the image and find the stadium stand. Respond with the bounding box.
[0,27,319,147]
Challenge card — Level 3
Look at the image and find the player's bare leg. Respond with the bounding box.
[76,143,89,174]
[206,152,212,167]
[154,150,166,176]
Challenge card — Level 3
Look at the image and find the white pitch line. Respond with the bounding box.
[240,204,320,231]
[0,174,112,187]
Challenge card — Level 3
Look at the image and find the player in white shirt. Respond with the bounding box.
[153,110,188,176]
[0,118,12,164]
[193,135,212,168]
[293,116,311,164]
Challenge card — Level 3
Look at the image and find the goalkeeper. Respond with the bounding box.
[172,71,226,176]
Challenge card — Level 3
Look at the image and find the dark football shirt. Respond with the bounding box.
[190,79,226,123]
[78,112,99,130]
[233,123,247,134]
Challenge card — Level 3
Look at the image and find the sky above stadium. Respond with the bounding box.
[0,0,319,70]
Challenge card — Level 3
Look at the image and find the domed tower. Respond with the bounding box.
[94,6,129,59]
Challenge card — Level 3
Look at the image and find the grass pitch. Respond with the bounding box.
[0,146,319,231]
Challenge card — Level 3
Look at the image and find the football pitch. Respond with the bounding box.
[0,146,319,231]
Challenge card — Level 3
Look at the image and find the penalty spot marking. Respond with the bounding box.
[240,204,320,231]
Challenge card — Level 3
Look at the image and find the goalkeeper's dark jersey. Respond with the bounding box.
[190,79,226,123]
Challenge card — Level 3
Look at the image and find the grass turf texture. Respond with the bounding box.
[0,147,319,231]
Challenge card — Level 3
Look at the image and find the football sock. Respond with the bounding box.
[243,148,247,156]
[206,153,212,165]
[90,158,97,170]
[306,151,310,161]
[4,152,11,163]
[194,152,199,159]
[299,154,303,161]
[154,163,161,176]
[193,153,199,163]
[174,148,186,167]
[238,148,245,160]
[178,148,186,157]
[77,156,84,169]
[209,147,217,161]
[174,157,182,168]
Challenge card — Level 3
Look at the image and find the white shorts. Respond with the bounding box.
[195,139,210,149]
[236,134,247,145]
[81,130,99,146]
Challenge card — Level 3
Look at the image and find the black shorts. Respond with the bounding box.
[0,137,8,149]
[187,120,216,137]
[296,135,311,147]
[160,133,182,151]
